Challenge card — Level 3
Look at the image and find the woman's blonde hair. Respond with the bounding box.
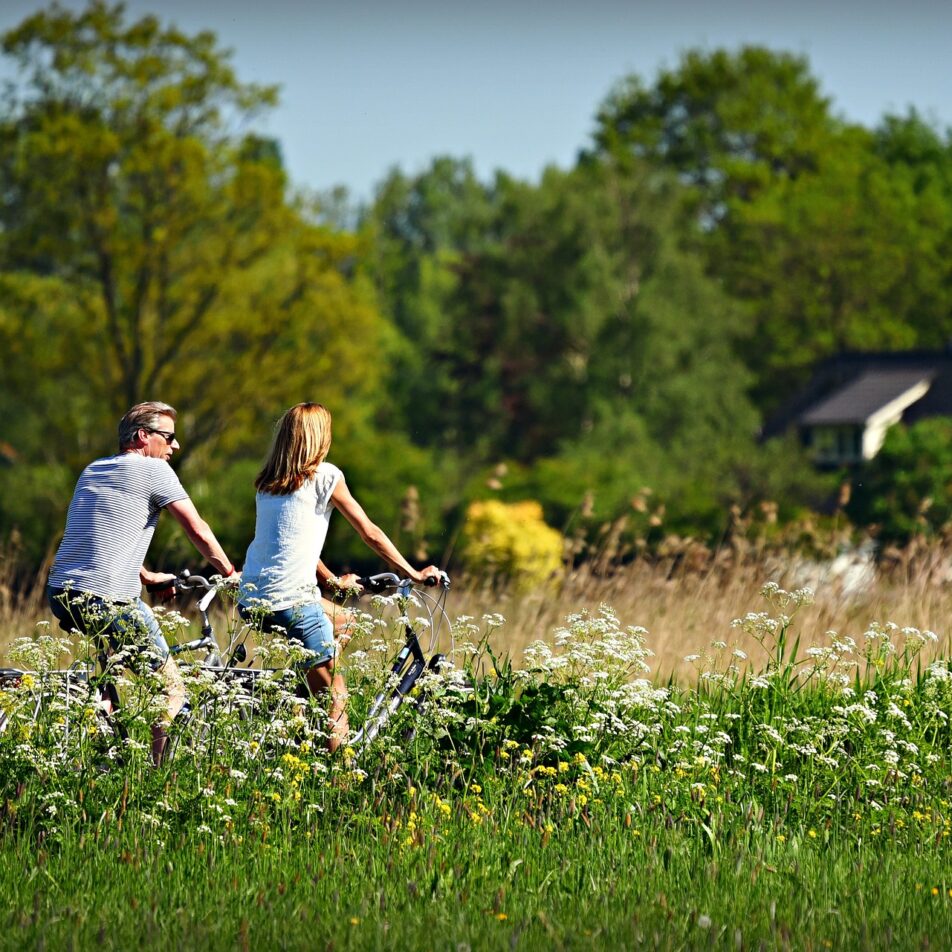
[255,403,333,495]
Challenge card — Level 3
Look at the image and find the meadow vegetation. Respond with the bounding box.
[3,569,952,949]
[3,5,952,947]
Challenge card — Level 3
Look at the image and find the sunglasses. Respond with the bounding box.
[147,428,177,445]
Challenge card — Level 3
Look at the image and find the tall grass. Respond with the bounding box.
[5,543,951,675]
[454,549,951,677]
[0,544,48,656]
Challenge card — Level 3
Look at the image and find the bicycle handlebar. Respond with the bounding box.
[150,569,450,598]
[176,570,214,591]
[144,570,220,620]
[357,572,450,593]
[145,569,214,593]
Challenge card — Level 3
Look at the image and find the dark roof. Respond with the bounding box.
[800,369,933,426]
[761,349,952,440]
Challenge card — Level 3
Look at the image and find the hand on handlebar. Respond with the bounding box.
[144,572,178,601]
[336,573,364,594]
[414,565,446,586]
[357,570,450,593]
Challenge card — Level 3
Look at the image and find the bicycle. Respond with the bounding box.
[0,573,312,764]
[165,569,454,759]
[2,570,454,766]
[0,574,246,764]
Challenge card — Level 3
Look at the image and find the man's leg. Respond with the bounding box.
[48,589,117,714]
[112,600,183,766]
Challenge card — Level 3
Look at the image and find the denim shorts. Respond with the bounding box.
[239,600,335,667]
[47,587,170,665]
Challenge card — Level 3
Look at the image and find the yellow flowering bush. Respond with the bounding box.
[459,499,564,590]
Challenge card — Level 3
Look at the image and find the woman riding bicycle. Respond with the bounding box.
[238,402,441,752]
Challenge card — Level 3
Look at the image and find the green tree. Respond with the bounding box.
[716,127,952,403]
[591,46,838,216]
[363,146,785,536]
[437,160,757,464]
[360,157,496,437]
[0,2,388,567]
[0,1,384,470]
[848,419,952,546]
[874,109,952,197]
[591,48,952,412]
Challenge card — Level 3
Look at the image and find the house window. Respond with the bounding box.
[811,425,863,465]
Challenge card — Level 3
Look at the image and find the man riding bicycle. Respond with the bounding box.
[46,401,238,765]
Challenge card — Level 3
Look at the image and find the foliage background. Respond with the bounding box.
[2,2,951,577]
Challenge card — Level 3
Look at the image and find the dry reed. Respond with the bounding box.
[3,543,951,682]
[452,546,952,680]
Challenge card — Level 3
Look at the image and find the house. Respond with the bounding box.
[761,350,952,467]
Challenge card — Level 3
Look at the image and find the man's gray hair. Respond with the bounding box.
[118,402,178,450]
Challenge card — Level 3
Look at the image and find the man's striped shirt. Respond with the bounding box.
[48,454,189,601]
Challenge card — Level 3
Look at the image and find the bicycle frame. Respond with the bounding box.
[349,573,449,754]
[166,571,249,669]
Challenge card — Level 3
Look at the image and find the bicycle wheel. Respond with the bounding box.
[167,671,265,762]
[0,668,24,737]
[398,585,454,657]
[0,669,119,770]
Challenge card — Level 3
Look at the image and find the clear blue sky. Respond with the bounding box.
[2,0,950,202]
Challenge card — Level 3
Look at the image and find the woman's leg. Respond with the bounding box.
[283,602,348,752]
[304,659,349,753]
[320,597,356,647]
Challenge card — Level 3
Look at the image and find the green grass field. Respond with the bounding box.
[6,819,952,949]
[3,584,952,949]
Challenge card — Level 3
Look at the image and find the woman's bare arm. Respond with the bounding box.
[330,476,441,584]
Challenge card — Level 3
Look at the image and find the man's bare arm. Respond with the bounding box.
[165,498,236,577]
